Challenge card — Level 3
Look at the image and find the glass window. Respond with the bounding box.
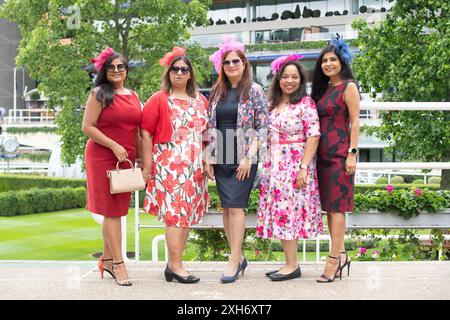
[253,64,272,89]
[352,0,359,14]
[327,0,346,13]
[210,1,245,24]
[252,0,276,21]
[293,1,311,13]
[228,1,245,23]
[271,29,289,42]
[288,28,303,41]
[276,0,294,16]
[363,0,382,12]
[191,32,243,48]
[254,30,271,43]
[308,0,327,15]
[369,149,382,162]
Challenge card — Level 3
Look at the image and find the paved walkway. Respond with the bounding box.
[0,261,449,300]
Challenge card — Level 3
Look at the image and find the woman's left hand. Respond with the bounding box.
[345,155,357,176]
[296,169,308,189]
[236,157,252,181]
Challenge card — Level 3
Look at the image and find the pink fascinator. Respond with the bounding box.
[209,35,245,73]
[91,47,116,71]
[270,54,304,75]
[159,47,187,67]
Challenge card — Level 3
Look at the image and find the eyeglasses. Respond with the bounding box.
[105,64,126,73]
[169,66,191,75]
[223,59,242,67]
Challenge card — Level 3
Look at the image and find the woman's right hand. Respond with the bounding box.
[110,142,128,162]
[142,167,152,183]
[204,164,215,180]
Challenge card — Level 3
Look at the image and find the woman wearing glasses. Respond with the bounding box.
[83,48,141,286]
[205,36,268,283]
[141,47,209,284]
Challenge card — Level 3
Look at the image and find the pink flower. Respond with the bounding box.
[386,184,394,193]
[415,188,422,196]
[275,210,288,227]
[358,247,367,255]
[255,249,261,256]
[273,189,282,201]
[372,250,380,259]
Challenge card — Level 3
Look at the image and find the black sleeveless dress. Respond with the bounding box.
[214,88,258,208]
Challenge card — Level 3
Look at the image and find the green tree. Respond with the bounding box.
[352,0,450,189]
[0,0,213,164]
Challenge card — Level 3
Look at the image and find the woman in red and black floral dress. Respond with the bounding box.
[141,47,209,284]
[311,36,360,283]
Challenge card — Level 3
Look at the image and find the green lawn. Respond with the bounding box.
[0,208,165,260]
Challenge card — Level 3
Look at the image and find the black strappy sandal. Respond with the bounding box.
[113,261,132,286]
[317,255,341,283]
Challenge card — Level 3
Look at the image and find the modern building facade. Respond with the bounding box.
[191,0,397,162]
[0,0,34,114]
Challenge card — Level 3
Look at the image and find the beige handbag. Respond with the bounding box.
[106,159,146,194]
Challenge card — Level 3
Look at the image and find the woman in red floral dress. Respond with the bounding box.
[141,47,209,284]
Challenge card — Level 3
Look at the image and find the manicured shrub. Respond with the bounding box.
[0,187,86,216]
[0,174,86,192]
[412,179,425,185]
[428,177,441,184]
[375,177,389,184]
[391,176,405,184]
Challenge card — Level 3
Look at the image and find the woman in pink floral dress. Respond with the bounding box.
[141,47,209,284]
[256,55,322,281]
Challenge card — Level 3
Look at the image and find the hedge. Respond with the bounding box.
[0,174,86,192]
[0,187,86,216]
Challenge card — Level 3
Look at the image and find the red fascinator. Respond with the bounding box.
[159,47,187,67]
[91,47,116,71]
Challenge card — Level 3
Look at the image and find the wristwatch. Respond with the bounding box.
[300,164,308,170]
[348,147,358,154]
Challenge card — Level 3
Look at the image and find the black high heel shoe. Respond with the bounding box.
[98,255,115,279]
[164,265,200,284]
[112,261,132,286]
[337,251,351,277]
[317,255,341,283]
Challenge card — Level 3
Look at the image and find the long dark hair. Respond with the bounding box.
[311,45,355,103]
[161,56,199,98]
[209,50,252,103]
[92,52,129,108]
[268,61,308,112]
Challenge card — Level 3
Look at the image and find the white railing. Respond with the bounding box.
[355,169,441,184]
[0,162,48,173]
[5,109,55,125]
[123,102,450,263]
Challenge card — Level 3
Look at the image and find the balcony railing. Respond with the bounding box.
[5,109,56,126]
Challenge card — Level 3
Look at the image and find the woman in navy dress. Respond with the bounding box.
[311,36,360,283]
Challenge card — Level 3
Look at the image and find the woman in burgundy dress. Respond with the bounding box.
[311,36,360,283]
[83,48,141,286]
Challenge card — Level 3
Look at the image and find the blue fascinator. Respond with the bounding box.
[330,33,354,63]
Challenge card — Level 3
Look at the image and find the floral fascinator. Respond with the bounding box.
[159,47,187,67]
[209,35,245,73]
[91,47,116,71]
[330,33,354,63]
[270,54,304,75]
